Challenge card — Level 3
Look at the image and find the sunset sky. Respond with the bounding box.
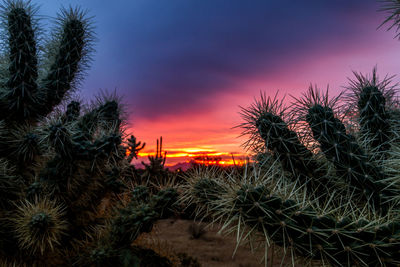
[36,0,400,166]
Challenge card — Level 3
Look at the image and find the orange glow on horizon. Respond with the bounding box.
[137,148,244,158]
[137,151,243,158]
[189,158,248,166]
[127,106,250,168]
[135,147,248,167]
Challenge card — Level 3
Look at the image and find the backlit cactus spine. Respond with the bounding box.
[350,68,393,155]
[183,158,400,266]
[238,93,329,195]
[294,86,397,210]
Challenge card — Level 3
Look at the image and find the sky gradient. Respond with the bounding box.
[35,0,400,166]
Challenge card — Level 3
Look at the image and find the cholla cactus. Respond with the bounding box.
[182,6,400,266]
[0,1,177,266]
[182,71,400,266]
[181,4,400,265]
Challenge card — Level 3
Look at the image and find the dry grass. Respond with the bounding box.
[142,219,305,267]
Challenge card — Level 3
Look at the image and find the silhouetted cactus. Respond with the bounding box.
[126,134,145,163]
[142,136,167,178]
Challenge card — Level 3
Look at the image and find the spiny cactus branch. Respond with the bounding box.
[2,1,38,120]
[37,7,93,117]
[346,67,398,156]
[239,92,329,194]
[182,165,400,267]
[379,0,400,39]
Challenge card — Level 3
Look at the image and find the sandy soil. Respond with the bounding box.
[139,218,304,267]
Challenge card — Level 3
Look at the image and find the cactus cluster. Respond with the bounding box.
[182,72,400,265]
[182,63,400,267]
[182,3,400,265]
[142,137,168,179]
[179,6,400,264]
[182,85,400,267]
[0,1,177,266]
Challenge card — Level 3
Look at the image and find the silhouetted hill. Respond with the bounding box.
[166,162,192,171]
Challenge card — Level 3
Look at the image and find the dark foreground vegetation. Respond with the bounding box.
[1,0,400,266]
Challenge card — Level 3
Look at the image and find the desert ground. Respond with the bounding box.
[139,218,308,267]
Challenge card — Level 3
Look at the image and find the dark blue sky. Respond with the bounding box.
[33,0,400,163]
[36,0,390,116]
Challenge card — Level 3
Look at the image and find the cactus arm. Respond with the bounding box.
[347,68,396,156]
[239,93,328,192]
[305,103,395,208]
[1,2,39,121]
[37,8,92,117]
[256,112,327,189]
[358,86,391,152]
